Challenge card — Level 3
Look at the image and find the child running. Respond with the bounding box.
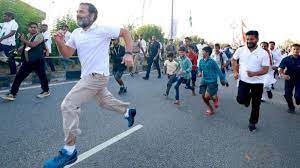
[163,53,179,97]
[174,47,195,105]
[198,46,225,116]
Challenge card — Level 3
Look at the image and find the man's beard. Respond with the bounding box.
[77,16,93,28]
[247,42,257,49]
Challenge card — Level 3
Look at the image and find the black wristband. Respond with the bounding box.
[125,51,132,55]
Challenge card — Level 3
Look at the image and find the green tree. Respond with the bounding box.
[0,0,46,33]
[53,14,77,32]
[51,14,78,56]
[136,24,164,42]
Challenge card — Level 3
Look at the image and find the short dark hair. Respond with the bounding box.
[41,24,48,27]
[260,41,268,45]
[184,37,191,41]
[80,3,98,22]
[269,41,275,45]
[3,11,14,19]
[167,53,174,58]
[214,43,221,48]
[246,30,259,38]
[291,43,300,48]
[178,46,187,52]
[202,46,212,56]
[28,22,38,27]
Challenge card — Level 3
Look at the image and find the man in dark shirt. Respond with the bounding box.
[110,38,127,94]
[143,36,161,80]
[2,22,50,101]
[279,43,300,113]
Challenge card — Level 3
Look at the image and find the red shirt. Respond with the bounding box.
[187,51,198,71]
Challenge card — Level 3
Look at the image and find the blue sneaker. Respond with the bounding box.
[125,109,136,127]
[44,148,78,168]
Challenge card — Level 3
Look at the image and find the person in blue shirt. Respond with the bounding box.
[143,36,161,80]
[279,43,300,113]
[174,46,195,105]
[198,46,225,116]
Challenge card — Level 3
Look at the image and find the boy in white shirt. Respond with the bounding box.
[163,53,179,97]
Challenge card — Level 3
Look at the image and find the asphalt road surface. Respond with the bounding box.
[0,72,299,168]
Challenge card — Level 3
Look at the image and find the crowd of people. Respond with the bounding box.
[0,2,300,168]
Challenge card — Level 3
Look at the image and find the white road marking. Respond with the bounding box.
[65,124,143,168]
[0,71,148,93]
[0,80,78,93]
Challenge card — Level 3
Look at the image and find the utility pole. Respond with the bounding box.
[170,0,174,39]
[141,0,146,25]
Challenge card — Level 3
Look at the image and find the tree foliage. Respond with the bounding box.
[53,14,78,33]
[0,0,46,33]
[136,24,164,42]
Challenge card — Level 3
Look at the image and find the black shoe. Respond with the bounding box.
[123,87,127,93]
[158,76,161,79]
[248,123,256,132]
[225,82,229,87]
[271,84,275,90]
[118,87,124,95]
[267,91,273,99]
[143,77,149,80]
[130,73,134,78]
[287,108,296,114]
[163,93,168,97]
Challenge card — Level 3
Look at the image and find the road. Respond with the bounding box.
[0,72,299,168]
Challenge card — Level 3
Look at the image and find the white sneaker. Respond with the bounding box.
[36,91,50,98]
[2,93,16,101]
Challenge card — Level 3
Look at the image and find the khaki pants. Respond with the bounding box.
[61,73,129,143]
[133,53,142,73]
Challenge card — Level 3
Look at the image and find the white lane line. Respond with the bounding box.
[0,71,149,93]
[0,80,78,93]
[65,124,143,168]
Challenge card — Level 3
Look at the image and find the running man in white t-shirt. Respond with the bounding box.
[231,30,269,132]
[44,3,136,168]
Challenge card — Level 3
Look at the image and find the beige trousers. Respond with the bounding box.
[61,73,129,143]
[133,53,142,73]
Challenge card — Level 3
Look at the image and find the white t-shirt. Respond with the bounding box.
[212,51,228,68]
[42,31,52,53]
[164,60,178,75]
[0,19,18,46]
[64,31,71,42]
[271,48,282,67]
[196,43,208,64]
[66,24,120,78]
[139,39,146,54]
[233,46,270,84]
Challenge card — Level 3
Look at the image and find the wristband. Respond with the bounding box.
[125,51,132,55]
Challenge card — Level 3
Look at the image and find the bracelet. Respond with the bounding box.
[125,51,132,55]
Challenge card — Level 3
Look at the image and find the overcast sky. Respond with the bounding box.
[22,0,300,44]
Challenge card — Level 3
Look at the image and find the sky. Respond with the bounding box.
[21,0,300,44]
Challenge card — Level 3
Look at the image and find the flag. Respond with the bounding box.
[241,20,247,44]
[189,11,192,27]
